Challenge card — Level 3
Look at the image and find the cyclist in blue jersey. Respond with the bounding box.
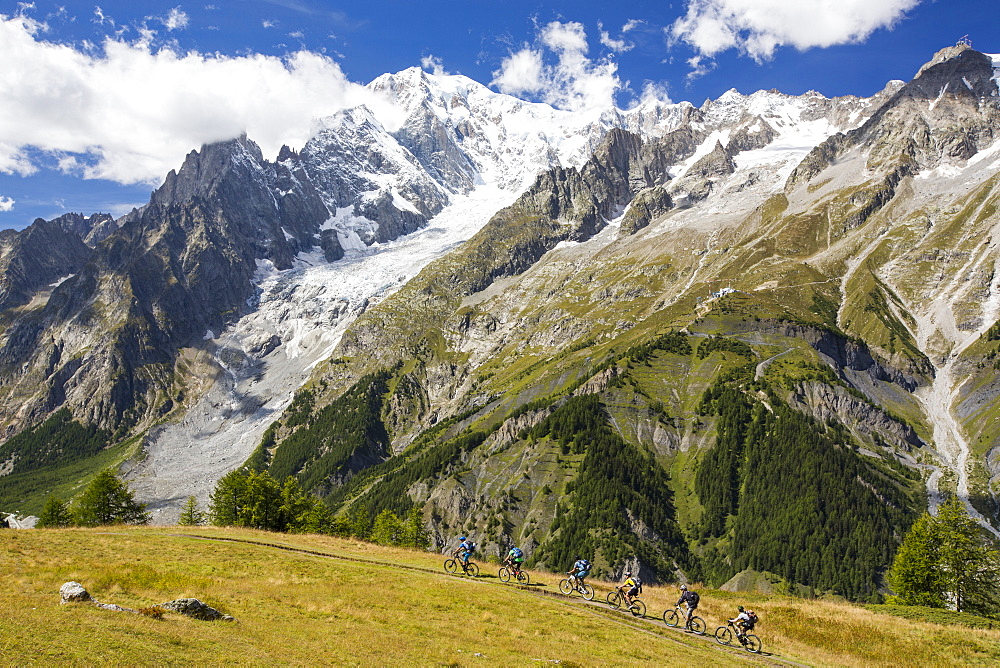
[568,555,591,585]
[453,536,474,564]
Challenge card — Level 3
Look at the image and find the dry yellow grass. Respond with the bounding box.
[2,527,998,666]
[1,528,741,666]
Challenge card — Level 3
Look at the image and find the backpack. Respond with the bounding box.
[688,591,700,606]
[466,541,477,554]
[511,547,523,558]
[633,576,643,594]
[746,610,758,626]
[579,559,591,571]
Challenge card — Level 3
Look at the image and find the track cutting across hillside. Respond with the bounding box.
[174,532,806,667]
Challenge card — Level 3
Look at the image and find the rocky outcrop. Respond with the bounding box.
[727,118,777,153]
[50,212,117,246]
[159,597,236,621]
[0,218,91,310]
[789,380,924,452]
[60,582,235,620]
[788,45,1000,188]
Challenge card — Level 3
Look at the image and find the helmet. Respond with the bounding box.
[680,584,687,590]
[625,571,632,577]
[738,605,745,611]
[574,556,580,561]
[460,536,466,541]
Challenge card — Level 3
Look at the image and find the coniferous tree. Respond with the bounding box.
[888,498,1000,615]
[209,468,250,526]
[243,469,283,530]
[402,507,430,549]
[178,496,204,526]
[371,509,405,546]
[37,494,72,528]
[73,470,150,526]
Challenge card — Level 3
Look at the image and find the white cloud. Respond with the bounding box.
[670,0,921,63]
[599,21,634,53]
[491,48,545,96]
[93,6,113,27]
[638,81,672,105]
[0,15,398,185]
[420,55,448,76]
[491,21,621,112]
[161,7,188,31]
[0,195,14,212]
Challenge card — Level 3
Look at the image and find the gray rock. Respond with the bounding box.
[59,581,92,604]
[159,598,235,621]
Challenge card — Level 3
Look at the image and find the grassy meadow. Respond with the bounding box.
[2,527,999,666]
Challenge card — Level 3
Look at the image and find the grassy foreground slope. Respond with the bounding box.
[2,527,999,666]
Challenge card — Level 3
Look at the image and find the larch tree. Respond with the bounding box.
[888,497,1000,615]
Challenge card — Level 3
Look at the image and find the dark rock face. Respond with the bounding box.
[0,136,337,433]
[620,186,672,237]
[0,218,92,310]
[728,118,777,153]
[50,212,118,246]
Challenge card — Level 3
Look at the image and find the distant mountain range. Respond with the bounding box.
[3,43,1000,598]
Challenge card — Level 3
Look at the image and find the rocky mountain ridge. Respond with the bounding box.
[3,44,1000,598]
[245,44,1000,589]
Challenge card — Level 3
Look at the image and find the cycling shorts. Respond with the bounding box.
[576,570,589,580]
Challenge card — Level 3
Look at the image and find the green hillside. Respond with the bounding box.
[3,527,999,666]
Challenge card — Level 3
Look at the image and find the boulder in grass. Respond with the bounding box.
[59,582,93,604]
[159,598,235,621]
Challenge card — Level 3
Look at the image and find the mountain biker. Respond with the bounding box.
[729,606,757,638]
[676,583,700,627]
[568,555,591,585]
[503,546,525,572]
[453,536,474,565]
[616,570,640,606]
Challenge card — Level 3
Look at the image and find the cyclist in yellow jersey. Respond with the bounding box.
[616,571,640,606]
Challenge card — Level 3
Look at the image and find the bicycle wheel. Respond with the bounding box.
[628,599,646,617]
[606,591,621,608]
[559,579,573,595]
[444,558,458,574]
[715,626,733,645]
[689,616,707,635]
[580,583,594,601]
[516,570,530,585]
[499,567,511,582]
[744,634,762,653]
[663,609,680,627]
[464,562,480,577]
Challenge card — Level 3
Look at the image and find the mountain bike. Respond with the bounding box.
[443,557,480,577]
[662,605,706,634]
[714,621,761,653]
[558,574,594,600]
[605,588,646,617]
[498,563,530,585]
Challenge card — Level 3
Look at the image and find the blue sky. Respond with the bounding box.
[1,0,998,230]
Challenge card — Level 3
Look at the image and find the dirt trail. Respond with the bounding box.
[176,533,806,667]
